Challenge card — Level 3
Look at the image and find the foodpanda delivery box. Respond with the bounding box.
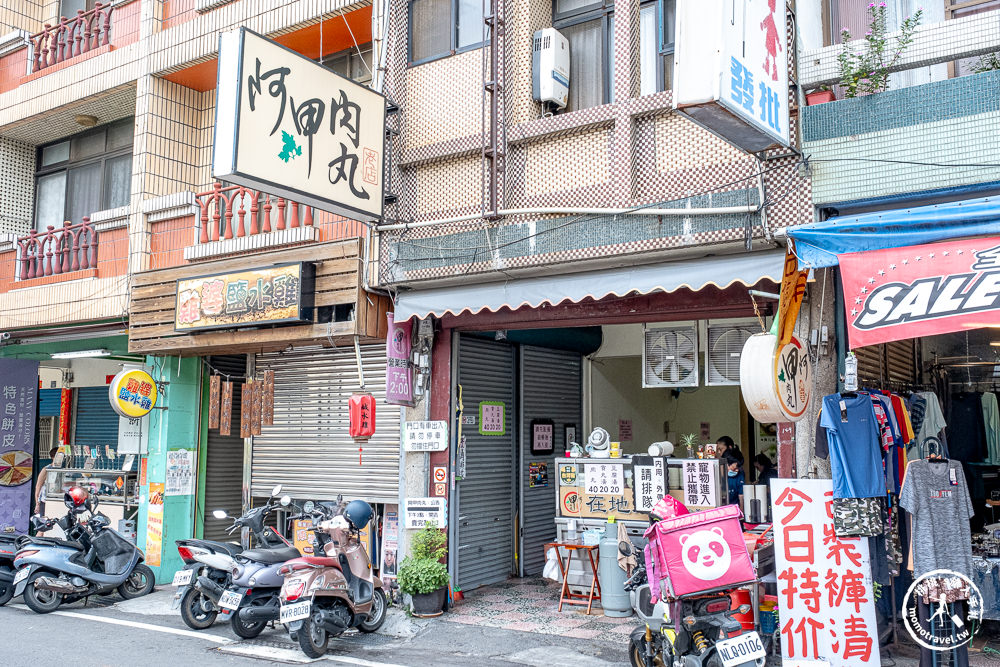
[643,504,755,599]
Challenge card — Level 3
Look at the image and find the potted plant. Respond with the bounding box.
[806,86,835,105]
[397,521,449,617]
[837,2,922,98]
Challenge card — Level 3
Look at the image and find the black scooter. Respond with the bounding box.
[0,533,25,606]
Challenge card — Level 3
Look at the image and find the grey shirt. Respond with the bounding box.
[899,459,973,579]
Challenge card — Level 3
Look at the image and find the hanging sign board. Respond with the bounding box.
[385,313,414,406]
[632,456,668,512]
[682,459,720,509]
[403,420,448,451]
[0,359,38,535]
[109,368,158,418]
[213,28,386,220]
[839,235,1000,349]
[118,415,148,455]
[404,497,447,529]
[772,479,880,665]
[175,263,314,332]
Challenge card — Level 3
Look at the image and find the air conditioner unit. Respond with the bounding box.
[532,28,570,109]
[643,325,699,388]
[705,322,755,386]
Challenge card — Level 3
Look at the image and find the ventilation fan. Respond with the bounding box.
[706,324,754,386]
[643,325,698,388]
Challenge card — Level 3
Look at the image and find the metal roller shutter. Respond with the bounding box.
[203,356,246,542]
[886,340,917,383]
[520,346,581,576]
[456,335,516,590]
[39,389,61,417]
[252,345,401,503]
[74,386,118,452]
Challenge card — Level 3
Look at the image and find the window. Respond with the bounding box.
[59,0,97,17]
[34,119,133,233]
[643,0,674,94]
[320,43,374,85]
[409,0,488,64]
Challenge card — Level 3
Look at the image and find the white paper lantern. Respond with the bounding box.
[739,332,813,424]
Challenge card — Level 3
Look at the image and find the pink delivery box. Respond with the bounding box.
[643,504,755,598]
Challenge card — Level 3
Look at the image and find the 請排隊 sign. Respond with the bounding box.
[175,263,314,331]
[213,28,386,220]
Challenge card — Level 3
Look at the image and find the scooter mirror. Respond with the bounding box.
[337,494,343,504]
[303,501,315,513]
[271,484,282,497]
[212,509,229,519]
[280,495,291,507]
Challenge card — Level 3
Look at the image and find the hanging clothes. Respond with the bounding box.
[908,391,949,459]
[982,392,1000,464]
[899,458,974,579]
[820,393,885,499]
[948,392,988,463]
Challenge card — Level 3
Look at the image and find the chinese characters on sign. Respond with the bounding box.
[403,420,449,452]
[214,29,386,220]
[165,449,195,496]
[404,497,447,529]
[0,360,37,535]
[633,457,667,512]
[682,459,719,508]
[146,483,165,566]
[175,263,312,331]
[531,420,554,454]
[108,368,158,418]
[479,401,505,436]
[585,463,624,495]
[385,313,413,406]
[118,415,148,455]
[774,337,813,421]
[772,479,880,665]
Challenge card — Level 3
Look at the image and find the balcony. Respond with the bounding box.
[29,3,113,73]
[17,218,98,281]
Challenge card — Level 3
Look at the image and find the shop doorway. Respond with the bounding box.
[202,356,246,542]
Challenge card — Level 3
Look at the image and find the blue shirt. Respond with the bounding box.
[820,393,885,498]
[727,469,744,505]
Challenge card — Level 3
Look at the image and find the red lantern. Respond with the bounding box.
[349,393,376,441]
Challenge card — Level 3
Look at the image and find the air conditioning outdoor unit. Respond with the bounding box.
[643,324,699,388]
[532,28,570,109]
[705,322,755,386]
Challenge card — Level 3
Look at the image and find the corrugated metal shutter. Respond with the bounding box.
[39,389,61,417]
[74,386,118,452]
[886,340,917,383]
[520,346,581,576]
[203,356,246,542]
[456,335,515,590]
[252,345,400,503]
[854,345,884,383]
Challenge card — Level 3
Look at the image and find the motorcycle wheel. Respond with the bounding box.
[0,580,14,606]
[118,564,155,599]
[230,603,268,639]
[180,587,218,630]
[298,614,329,659]
[358,588,387,633]
[23,571,63,614]
[628,636,665,667]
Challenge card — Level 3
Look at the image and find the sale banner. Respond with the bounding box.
[839,235,1000,349]
[771,479,879,665]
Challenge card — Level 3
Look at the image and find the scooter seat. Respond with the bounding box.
[23,536,83,550]
[183,538,242,557]
[295,556,340,568]
[242,546,301,564]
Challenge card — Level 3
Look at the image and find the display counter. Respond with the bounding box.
[44,467,139,538]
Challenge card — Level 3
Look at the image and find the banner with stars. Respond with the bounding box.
[839,235,1000,349]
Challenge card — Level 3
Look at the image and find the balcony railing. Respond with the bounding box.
[196,182,314,244]
[17,218,98,280]
[30,2,113,73]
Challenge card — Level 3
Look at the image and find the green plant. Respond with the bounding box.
[679,433,699,449]
[397,522,450,595]
[973,52,1000,73]
[837,3,923,98]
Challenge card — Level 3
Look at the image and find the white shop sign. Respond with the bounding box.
[404,497,447,529]
[584,463,624,495]
[403,420,449,452]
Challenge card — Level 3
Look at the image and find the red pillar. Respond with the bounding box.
[428,329,452,498]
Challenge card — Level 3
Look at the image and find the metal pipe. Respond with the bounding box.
[748,290,781,300]
[353,335,366,391]
[375,205,760,232]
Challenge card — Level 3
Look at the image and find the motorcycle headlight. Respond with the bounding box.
[249,577,256,586]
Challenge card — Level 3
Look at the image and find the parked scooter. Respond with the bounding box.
[0,532,27,605]
[278,497,387,658]
[173,485,293,630]
[13,487,155,614]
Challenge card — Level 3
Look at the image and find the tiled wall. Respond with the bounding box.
[0,136,33,235]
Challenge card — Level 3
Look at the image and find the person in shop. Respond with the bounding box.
[724,454,745,506]
[716,436,744,467]
[34,446,58,518]
[753,453,777,486]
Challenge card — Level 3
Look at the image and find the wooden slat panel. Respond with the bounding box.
[128,320,358,354]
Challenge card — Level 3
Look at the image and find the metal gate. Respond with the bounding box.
[252,345,400,503]
[519,346,582,576]
[455,335,516,590]
[203,356,246,542]
[74,386,118,453]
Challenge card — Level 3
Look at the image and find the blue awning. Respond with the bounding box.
[787,196,1000,268]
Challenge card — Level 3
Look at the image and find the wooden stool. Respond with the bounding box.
[544,541,602,615]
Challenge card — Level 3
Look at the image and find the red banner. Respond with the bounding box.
[839,235,1000,349]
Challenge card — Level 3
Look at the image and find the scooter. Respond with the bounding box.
[13,487,155,614]
[172,485,290,630]
[0,532,27,606]
[278,497,387,658]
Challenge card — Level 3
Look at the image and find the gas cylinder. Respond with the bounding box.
[598,520,632,617]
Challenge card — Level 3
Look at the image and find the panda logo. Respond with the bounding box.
[679,527,732,581]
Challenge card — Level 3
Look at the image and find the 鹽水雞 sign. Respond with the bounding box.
[213,28,386,220]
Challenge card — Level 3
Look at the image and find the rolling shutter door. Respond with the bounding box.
[39,389,61,417]
[456,335,516,590]
[854,340,918,385]
[252,345,400,503]
[74,386,118,453]
[203,356,246,542]
[520,346,581,576]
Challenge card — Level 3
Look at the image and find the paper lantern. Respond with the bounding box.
[349,393,376,441]
[739,332,812,424]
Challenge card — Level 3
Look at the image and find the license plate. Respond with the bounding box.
[716,631,766,667]
[280,601,312,623]
[172,569,193,586]
[218,590,243,610]
[13,568,29,586]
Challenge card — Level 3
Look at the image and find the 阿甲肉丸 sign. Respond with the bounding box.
[175,263,314,331]
[213,28,386,220]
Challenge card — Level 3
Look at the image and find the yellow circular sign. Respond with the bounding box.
[108,369,158,418]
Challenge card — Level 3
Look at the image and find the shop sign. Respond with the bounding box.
[118,415,148,455]
[404,497,446,529]
[585,463,624,495]
[772,479,879,665]
[632,456,667,512]
[403,420,448,451]
[839,235,1000,349]
[559,463,578,485]
[682,459,719,508]
[58,388,71,445]
[558,485,647,521]
[478,401,505,435]
[774,336,812,421]
[778,247,809,346]
[0,359,38,535]
[213,28,386,220]
[146,483,165,567]
[175,263,314,332]
[109,369,158,419]
[385,313,413,406]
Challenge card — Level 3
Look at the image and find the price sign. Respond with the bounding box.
[584,463,624,495]
[479,402,505,435]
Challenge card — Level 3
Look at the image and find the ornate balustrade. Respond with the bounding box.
[196,182,314,244]
[29,2,113,72]
[17,218,98,280]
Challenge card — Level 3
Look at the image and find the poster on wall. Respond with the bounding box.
[385,314,413,406]
[531,420,554,454]
[403,420,448,451]
[0,359,39,535]
[479,402,505,435]
[529,462,549,488]
[165,449,195,496]
[380,507,399,581]
[404,497,446,529]
[146,483,165,567]
[618,419,633,442]
[682,459,719,508]
[771,479,879,665]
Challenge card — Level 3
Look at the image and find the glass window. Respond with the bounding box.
[66,164,102,225]
[72,129,105,161]
[104,155,132,209]
[457,0,487,49]
[409,0,488,63]
[320,44,373,85]
[563,19,605,111]
[639,0,674,95]
[34,173,66,233]
[555,0,600,17]
[107,121,134,151]
[41,141,70,167]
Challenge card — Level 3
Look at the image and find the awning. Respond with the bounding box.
[394,250,785,320]
[787,196,1000,268]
